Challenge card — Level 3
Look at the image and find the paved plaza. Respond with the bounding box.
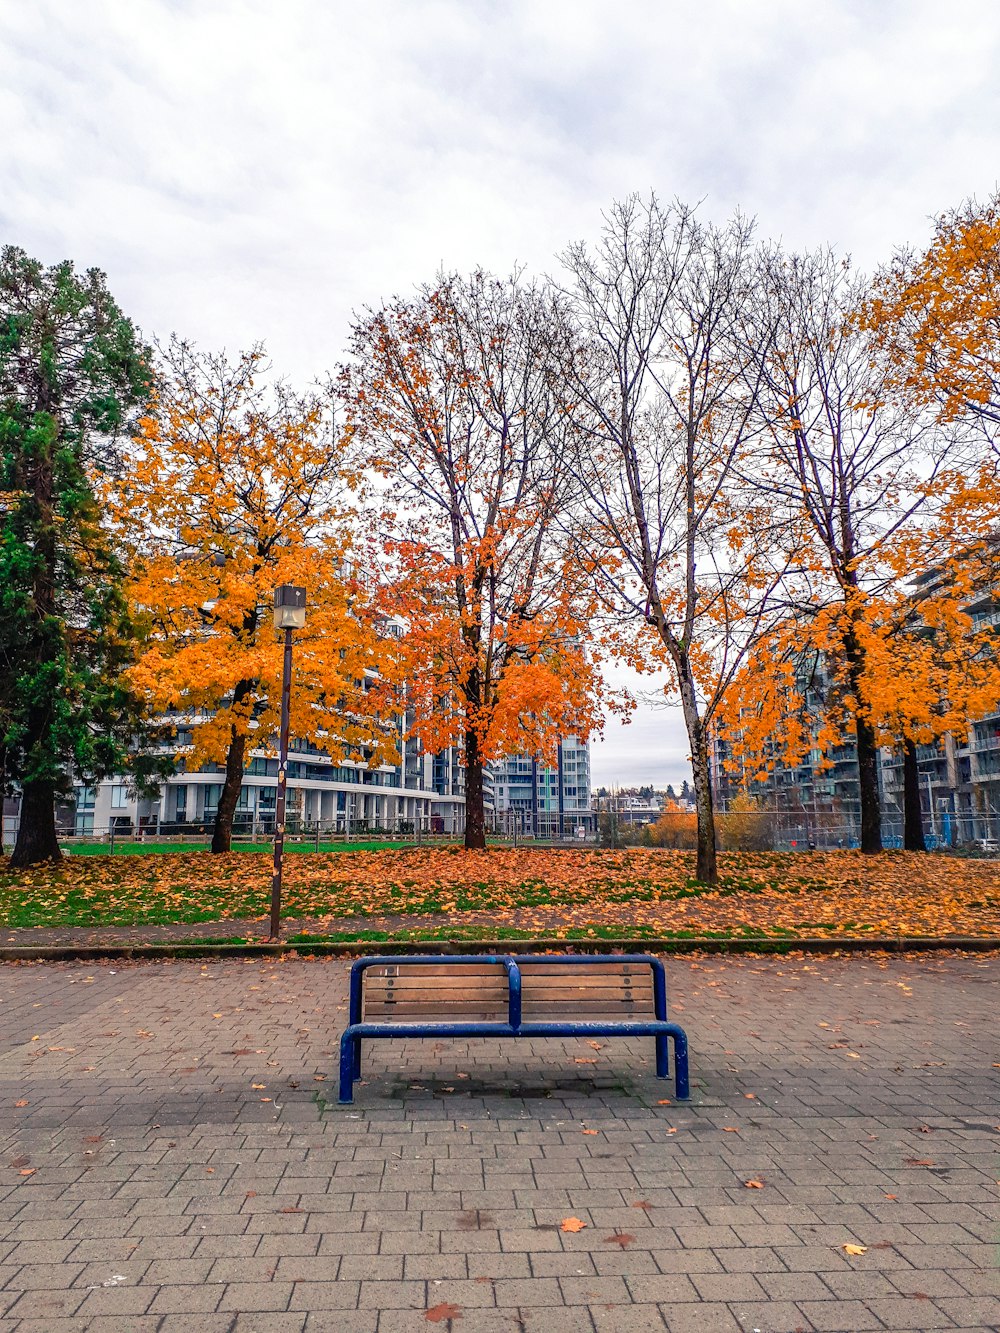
[0,952,997,1332]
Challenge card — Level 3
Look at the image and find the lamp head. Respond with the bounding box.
[273,584,307,630]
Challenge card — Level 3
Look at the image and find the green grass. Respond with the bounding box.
[61,838,457,856]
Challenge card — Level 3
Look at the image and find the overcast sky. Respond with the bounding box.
[3,0,999,788]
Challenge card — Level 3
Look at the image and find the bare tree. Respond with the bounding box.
[559,197,791,883]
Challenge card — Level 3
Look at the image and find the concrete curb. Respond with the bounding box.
[1,935,998,962]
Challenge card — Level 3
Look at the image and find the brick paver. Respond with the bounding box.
[0,953,997,1331]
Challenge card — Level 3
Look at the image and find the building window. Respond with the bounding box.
[110,786,129,809]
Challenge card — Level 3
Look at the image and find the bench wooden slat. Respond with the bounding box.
[363,1009,509,1021]
[365,981,509,991]
[365,965,508,977]
[517,964,651,974]
[363,996,507,1005]
[522,1004,652,1017]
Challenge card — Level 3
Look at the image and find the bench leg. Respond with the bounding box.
[339,1031,359,1104]
[655,1033,670,1080]
[353,1035,362,1080]
[672,1029,690,1100]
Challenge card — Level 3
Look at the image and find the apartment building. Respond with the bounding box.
[70,730,468,840]
[490,737,594,837]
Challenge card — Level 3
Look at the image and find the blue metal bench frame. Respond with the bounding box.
[338,953,690,1104]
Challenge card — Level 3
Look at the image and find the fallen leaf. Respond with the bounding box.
[744,1093,756,1099]
[842,1243,867,1255]
[656,1099,671,1105]
[574,1058,597,1065]
[425,1304,462,1323]
[14,1100,28,1108]
[744,1179,764,1189]
[884,1194,898,1200]
[631,1200,654,1211]
[18,1168,35,1176]
[722,1126,740,1133]
[582,1129,598,1136]
[904,1158,935,1167]
[560,1217,587,1233]
[251,1084,266,1090]
[259,1098,272,1103]
[604,1233,635,1247]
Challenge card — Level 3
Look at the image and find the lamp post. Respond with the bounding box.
[269,585,306,941]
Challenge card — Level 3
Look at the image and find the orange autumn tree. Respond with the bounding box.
[343,272,606,850]
[730,245,974,852]
[717,521,1000,851]
[864,191,1000,447]
[107,340,392,853]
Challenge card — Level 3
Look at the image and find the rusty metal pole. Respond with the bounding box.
[268,625,294,941]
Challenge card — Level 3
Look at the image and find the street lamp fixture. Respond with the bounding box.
[273,583,307,630]
[269,584,306,940]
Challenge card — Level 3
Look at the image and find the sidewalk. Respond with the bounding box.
[1,952,998,1330]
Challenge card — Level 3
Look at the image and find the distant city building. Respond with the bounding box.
[490,737,594,837]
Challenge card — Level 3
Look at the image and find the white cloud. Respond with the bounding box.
[3,0,998,785]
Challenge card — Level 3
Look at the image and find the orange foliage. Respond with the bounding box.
[717,520,1000,784]
[642,801,698,849]
[864,191,1000,431]
[104,342,393,832]
[344,273,608,845]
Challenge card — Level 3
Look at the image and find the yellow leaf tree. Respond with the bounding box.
[107,340,392,853]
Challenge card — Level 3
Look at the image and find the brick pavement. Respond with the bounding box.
[0,953,997,1332]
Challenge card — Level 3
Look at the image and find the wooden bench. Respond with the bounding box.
[337,953,689,1103]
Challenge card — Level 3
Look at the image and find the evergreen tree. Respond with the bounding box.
[665,783,677,801]
[680,779,692,803]
[1,247,150,866]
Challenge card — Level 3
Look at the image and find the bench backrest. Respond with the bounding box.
[360,958,656,1024]
[362,962,510,1022]
[518,960,654,1019]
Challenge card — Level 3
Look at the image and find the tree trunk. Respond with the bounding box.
[10,776,62,867]
[902,737,927,852]
[464,724,487,850]
[843,625,882,853]
[855,712,882,853]
[211,683,254,853]
[674,648,718,883]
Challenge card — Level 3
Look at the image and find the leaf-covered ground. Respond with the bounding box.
[2,847,999,938]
